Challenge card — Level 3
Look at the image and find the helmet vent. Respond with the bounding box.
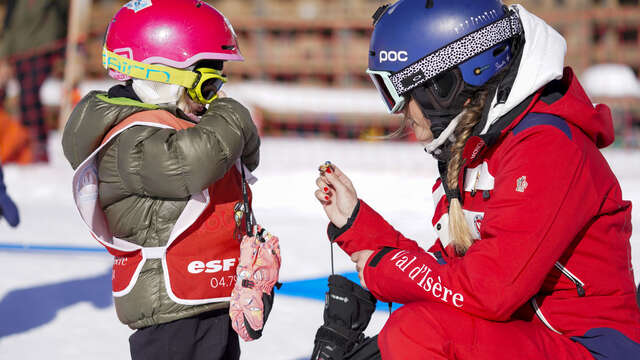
[372,5,389,26]
[425,0,434,9]
[222,45,236,50]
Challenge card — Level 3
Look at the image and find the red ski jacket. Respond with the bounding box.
[330,68,640,354]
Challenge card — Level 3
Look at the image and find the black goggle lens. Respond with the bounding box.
[200,77,225,100]
[430,71,457,99]
[412,69,465,112]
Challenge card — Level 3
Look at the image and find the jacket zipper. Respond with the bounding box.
[531,263,586,335]
[554,262,586,297]
[530,297,562,334]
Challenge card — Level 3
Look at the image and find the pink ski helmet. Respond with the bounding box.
[104,0,243,81]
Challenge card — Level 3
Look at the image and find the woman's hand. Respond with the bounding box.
[314,163,358,228]
[351,250,374,289]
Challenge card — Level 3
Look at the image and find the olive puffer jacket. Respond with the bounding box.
[62,90,260,329]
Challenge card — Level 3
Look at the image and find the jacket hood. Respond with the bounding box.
[535,68,615,148]
[481,4,566,133]
[481,5,613,148]
[62,91,151,169]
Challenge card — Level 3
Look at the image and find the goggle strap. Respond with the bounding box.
[102,48,199,88]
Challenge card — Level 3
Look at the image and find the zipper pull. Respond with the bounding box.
[554,262,586,297]
[470,171,480,197]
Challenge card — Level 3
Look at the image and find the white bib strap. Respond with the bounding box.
[142,247,165,259]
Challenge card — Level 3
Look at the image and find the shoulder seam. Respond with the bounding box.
[512,113,572,140]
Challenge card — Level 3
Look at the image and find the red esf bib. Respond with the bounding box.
[72,110,256,305]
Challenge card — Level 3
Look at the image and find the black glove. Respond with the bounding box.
[311,275,377,360]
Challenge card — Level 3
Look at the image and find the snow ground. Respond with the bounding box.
[0,134,639,359]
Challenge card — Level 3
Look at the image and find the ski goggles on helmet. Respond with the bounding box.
[102,47,226,104]
[366,69,407,114]
[187,68,227,104]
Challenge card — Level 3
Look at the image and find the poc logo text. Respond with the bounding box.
[379,50,408,63]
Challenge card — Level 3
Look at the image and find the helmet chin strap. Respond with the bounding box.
[423,110,465,159]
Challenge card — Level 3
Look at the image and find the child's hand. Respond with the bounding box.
[315,162,358,228]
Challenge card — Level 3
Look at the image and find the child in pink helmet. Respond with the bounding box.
[62,1,280,359]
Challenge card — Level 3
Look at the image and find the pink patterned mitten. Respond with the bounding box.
[230,227,281,341]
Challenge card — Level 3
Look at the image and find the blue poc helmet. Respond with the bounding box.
[367,0,523,123]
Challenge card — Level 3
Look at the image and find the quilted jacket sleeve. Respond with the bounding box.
[105,98,260,199]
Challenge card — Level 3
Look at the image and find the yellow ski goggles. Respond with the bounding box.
[102,47,227,104]
[187,68,227,104]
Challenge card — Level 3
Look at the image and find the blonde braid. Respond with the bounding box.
[446,90,488,254]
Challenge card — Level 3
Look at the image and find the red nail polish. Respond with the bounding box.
[323,187,329,192]
[326,167,332,174]
[324,195,329,201]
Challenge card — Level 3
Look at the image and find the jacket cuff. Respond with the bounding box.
[363,246,398,303]
[329,199,403,256]
[327,200,361,242]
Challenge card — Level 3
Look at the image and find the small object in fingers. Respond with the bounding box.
[318,161,335,174]
[257,228,266,242]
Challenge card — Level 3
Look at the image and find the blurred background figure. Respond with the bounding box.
[0,0,68,163]
[0,161,19,227]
